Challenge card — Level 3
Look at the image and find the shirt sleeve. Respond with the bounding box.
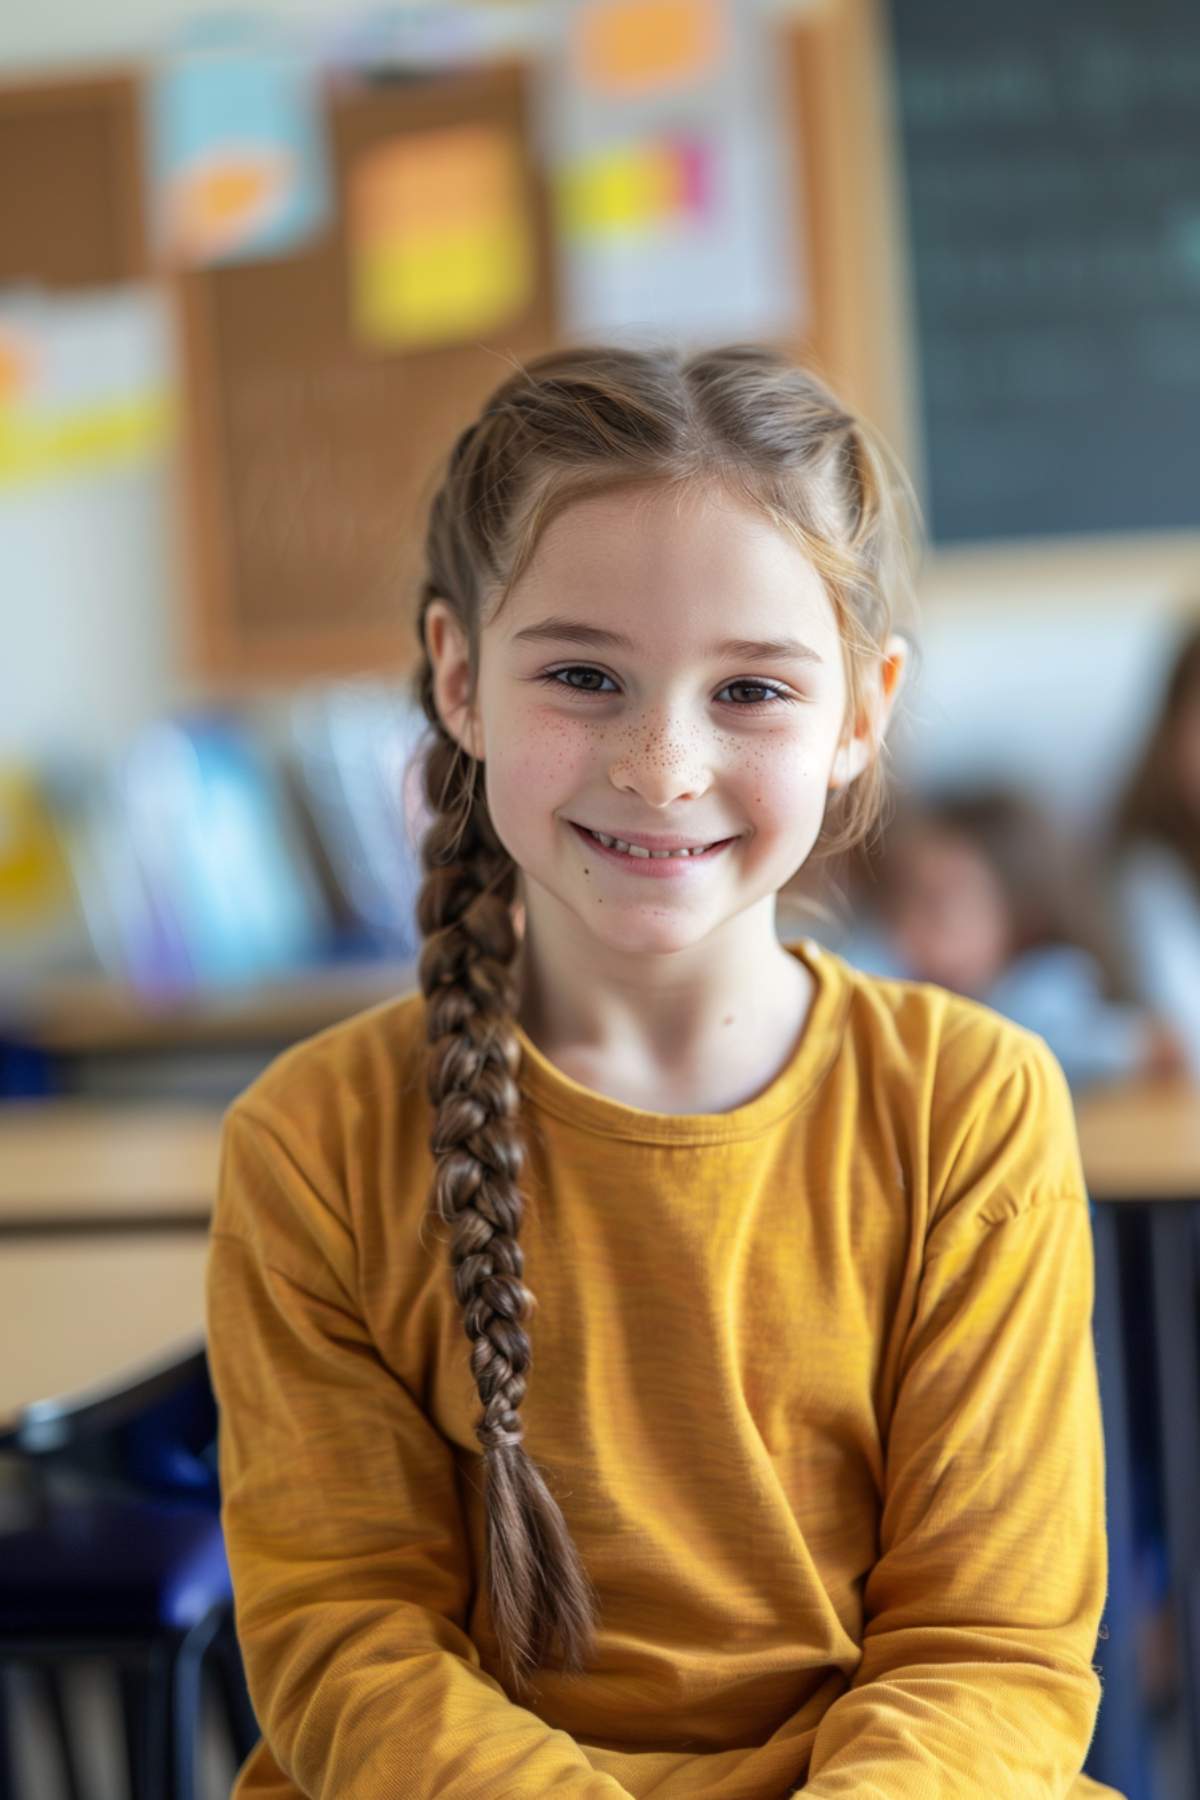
[207,1101,634,1800]
[802,1035,1108,1797]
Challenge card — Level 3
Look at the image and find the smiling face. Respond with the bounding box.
[426,480,898,967]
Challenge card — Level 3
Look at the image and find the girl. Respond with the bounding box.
[1109,618,1200,1076]
[833,785,1185,1092]
[207,344,1122,1798]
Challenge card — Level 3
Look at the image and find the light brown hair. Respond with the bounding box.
[410,341,919,1697]
[1111,617,1200,893]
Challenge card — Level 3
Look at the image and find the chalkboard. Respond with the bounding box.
[887,0,1200,544]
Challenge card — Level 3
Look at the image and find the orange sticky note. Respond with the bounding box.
[0,326,40,410]
[574,0,723,97]
[349,126,534,349]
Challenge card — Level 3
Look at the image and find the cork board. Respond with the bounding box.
[177,60,560,682]
[175,4,902,683]
[0,70,147,289]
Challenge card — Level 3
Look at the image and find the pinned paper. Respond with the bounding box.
[537,0,804,344]
[148,21,330,265]
[0,328,38,408]
[0,289,176,490]
[349,126,534,350]
[558,135,713,238]
[574,0,723,98]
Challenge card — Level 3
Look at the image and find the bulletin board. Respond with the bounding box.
[176,0,904,683]
[0,70,146,289]
[0,2,904,686]
[176,60,561,680]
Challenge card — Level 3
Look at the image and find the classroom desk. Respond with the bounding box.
[0,1102,223,1232]
[1075,1077,1200,1799]
[1076,1075,1200,1200]
[0,1234,208,1443]
[0,1105,220,1446]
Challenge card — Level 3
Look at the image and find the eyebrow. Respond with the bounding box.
[509,617,824,665]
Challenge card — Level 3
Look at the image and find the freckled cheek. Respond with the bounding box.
[734,740,826,830]
[488,710,595,821]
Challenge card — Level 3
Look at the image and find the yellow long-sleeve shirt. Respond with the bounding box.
[207,937,1124,1799]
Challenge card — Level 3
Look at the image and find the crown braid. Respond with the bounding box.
[414,609,600,1698]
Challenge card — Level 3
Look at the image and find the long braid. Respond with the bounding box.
[414,601,600,1698]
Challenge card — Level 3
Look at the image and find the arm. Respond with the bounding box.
[802,1039,1108,1797]
[207,1103,633,1800]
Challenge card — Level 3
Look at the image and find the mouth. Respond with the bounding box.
[568,821,738,867]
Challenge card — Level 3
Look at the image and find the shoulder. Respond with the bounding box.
[213,984,430,1271]
[231,982,428,1133]
[810,944,1083,1236]
[815,940,1050,1091]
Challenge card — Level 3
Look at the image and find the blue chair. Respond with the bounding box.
[0,1349,257,1799]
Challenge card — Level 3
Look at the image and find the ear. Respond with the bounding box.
[828,634,910,792]
[423,599,485,761]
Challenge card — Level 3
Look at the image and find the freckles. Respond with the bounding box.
[510,709,590,785]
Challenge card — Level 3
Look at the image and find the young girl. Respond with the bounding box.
[1109,618,1200,1076]
[835,785,1185,1092]
[207,344,1123,1798]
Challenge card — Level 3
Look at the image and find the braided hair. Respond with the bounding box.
[410,342,919,1698]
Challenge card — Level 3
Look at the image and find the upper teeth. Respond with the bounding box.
[585,828,713,858]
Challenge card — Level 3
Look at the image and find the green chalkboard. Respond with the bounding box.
[887,0,1200,543]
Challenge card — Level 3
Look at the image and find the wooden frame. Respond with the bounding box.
[784,0,918,481]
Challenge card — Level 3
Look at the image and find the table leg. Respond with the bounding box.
[1147,1201,1200,1791]
[1087,1204,1156,1800]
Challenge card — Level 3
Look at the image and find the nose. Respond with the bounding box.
[607,711,714,808]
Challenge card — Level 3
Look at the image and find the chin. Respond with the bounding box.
[578,906,715,959]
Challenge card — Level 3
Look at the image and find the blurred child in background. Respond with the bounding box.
[839,786,1184,1093]
[1109,618,1200,1077]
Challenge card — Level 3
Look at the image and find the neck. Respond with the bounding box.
[511,889,811,1093]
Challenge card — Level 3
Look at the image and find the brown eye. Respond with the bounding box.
[720,681,795,708]
[540,667,616,694]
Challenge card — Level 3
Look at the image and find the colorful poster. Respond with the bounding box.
[538,0,805,345]
[348,126,535,350]
[148,19,330,266]
[0,288,175,490]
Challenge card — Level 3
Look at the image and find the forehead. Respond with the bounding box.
[496,482,839,643]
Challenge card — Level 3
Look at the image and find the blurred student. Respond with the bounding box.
[841,786,1184,1093]
[1109,619,1200,1077]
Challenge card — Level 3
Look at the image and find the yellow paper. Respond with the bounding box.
[0,394,175,488]
[350,127,534,349]
[0,770,73,925]
[558,140,692,237]
[574,0,722,97]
